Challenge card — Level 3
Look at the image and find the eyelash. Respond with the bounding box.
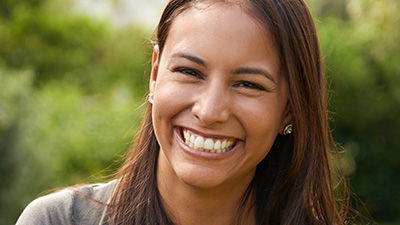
[235,81,266,91]
[174,67,266,91]
[174,67,202,78]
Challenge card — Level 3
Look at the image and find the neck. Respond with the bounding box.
[156,155,256,225]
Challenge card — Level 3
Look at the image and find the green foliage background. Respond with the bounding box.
[0,0,399,224]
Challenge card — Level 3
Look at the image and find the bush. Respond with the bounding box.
[313,0,400,221]
[0,1,152,223]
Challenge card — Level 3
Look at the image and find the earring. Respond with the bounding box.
[148,93,154,104]
[283,124,293,135]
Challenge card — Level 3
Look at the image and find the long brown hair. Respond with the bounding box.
[108,0,349,224]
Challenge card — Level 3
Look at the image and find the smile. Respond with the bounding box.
[182,129,236,153]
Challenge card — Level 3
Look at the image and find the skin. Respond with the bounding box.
[150,2,291,224]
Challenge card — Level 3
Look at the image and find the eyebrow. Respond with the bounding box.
[172,53,207,68]
[171,52,276,83]
[232,67,276,84]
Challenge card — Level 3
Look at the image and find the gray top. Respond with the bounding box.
[16,180,117,225]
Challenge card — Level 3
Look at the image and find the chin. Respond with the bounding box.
[175,165,227,189]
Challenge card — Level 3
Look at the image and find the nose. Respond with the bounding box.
[191,81,231,126]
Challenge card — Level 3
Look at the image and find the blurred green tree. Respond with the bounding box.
[311,0,400,222]
[0,0,152,224]
[0,0,109,86]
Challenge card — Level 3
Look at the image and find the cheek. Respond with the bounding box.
[152,78,195,130]
[238,99,285,148]
[155,84,190,114]
[242,97,285,128]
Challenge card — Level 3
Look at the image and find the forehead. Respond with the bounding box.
[185,1,269,34]
[161,1,280,72]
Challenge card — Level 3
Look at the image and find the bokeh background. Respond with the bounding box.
[0,0,399,224]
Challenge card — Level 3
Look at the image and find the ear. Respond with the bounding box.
[280,104,293,134]
[149,45,160,94]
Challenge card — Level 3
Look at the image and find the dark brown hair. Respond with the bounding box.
[108,0,350,224]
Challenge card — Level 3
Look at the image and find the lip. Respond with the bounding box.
[174,127,243,160]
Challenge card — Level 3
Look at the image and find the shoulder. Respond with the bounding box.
[16,180,117,225]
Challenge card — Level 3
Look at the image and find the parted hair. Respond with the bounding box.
[107,0,350,224]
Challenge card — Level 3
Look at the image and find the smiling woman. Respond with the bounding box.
[16,0,353,225]
[151,3,289,197]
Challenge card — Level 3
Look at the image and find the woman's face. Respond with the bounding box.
[151,3,291,190]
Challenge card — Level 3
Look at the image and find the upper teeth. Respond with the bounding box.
[183,129,235,153]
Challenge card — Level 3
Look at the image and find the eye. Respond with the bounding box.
[235,81,265,91]
[174,67,202,78]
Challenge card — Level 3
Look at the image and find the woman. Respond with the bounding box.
[17,0,351,224]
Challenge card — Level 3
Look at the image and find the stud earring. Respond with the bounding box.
[148,93,154,104]
[283,124,293,135]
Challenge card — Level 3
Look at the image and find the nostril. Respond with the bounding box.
[191,100,230,125]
